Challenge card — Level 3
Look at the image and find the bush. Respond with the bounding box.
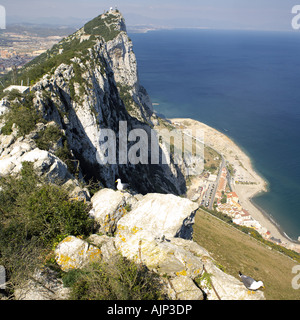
[54,140,77,175]
[64,255,164,300]
[0,162,94,243]
[0,162,94,294]
[34,124,63,151]
[1,91,41,136]
[34,122,77,175]
[84,14,120,41]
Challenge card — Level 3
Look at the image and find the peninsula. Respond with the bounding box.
[0,9,299,301]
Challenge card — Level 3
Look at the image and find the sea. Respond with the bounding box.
[129,29,300,241]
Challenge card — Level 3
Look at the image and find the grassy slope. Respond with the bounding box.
[193,208,299,300]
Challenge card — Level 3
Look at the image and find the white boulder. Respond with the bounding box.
[90,188,134,234]
[167,276,204,300]
[116,193,199,240]
[200,259,265,300]
[54,236,101,271]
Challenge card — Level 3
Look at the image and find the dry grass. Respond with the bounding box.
[204,146,221,174]
[193,208,299,300]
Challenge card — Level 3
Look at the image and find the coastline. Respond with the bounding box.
[169,118,300,251]
[249,197,300,245]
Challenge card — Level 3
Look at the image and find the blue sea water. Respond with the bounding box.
[129,29,300,241]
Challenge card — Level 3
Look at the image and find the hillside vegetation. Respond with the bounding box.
[193,208,299,300]
[0,12,123,95]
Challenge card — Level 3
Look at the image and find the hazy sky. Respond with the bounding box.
[2,0,299,31]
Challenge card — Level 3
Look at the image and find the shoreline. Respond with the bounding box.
[249,197,300,245]
[169,118,300,251]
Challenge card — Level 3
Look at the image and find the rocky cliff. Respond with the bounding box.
[0,10,185,195]
[0,10,265,301]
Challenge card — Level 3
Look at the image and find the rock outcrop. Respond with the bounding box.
[54,236,102,272]
[89,188,133,234]
[0,125,72,184]
[14,188,265,300]
[52,189,265,300]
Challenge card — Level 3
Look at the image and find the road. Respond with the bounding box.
[208,155,226,210]
[176,125,227,210]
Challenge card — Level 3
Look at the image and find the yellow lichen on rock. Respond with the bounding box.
[55,235,102,271]
[87,247,102,262]
[176,270,187,276]
[131,226,140,234]
[55,253,77,271]
[62,236,73,243]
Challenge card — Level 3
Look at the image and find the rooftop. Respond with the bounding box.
[3,85,30,94]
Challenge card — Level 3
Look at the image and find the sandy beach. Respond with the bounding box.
[170,118,300,252]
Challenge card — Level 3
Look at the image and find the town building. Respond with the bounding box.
[3,85,30,94]
[227,191,239,204]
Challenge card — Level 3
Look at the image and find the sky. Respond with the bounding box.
[1,0,299,31]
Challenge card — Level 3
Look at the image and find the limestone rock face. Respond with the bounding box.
[113,193,205,298]
[0,128,72,184]
[0,12,186,195]
[116,231,204,278]
[116,193,199,240]
[90,188,133,234]
[200,259,265,300]
[54,236,101,271]
[86,188,265,300]
[105,31,153,122]
[167,276,204,300]
[87,234,118,262]
[24,11,185,195]
[0,99,9,117]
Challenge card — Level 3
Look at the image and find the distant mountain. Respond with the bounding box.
[7,15,89,28]
[3,24,77,37]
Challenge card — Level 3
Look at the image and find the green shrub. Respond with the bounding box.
[0,162,94,243]
[117,84,137,112]
[64,255,164,300]
[1,91,41,136]
[0,162,95,293]
[54,140,77,175]
[6,89,23,101]
[34,124,63,151]
[84,14,120,41]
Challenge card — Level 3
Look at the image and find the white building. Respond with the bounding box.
[208,174,217,182]
[3,85,30,94]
